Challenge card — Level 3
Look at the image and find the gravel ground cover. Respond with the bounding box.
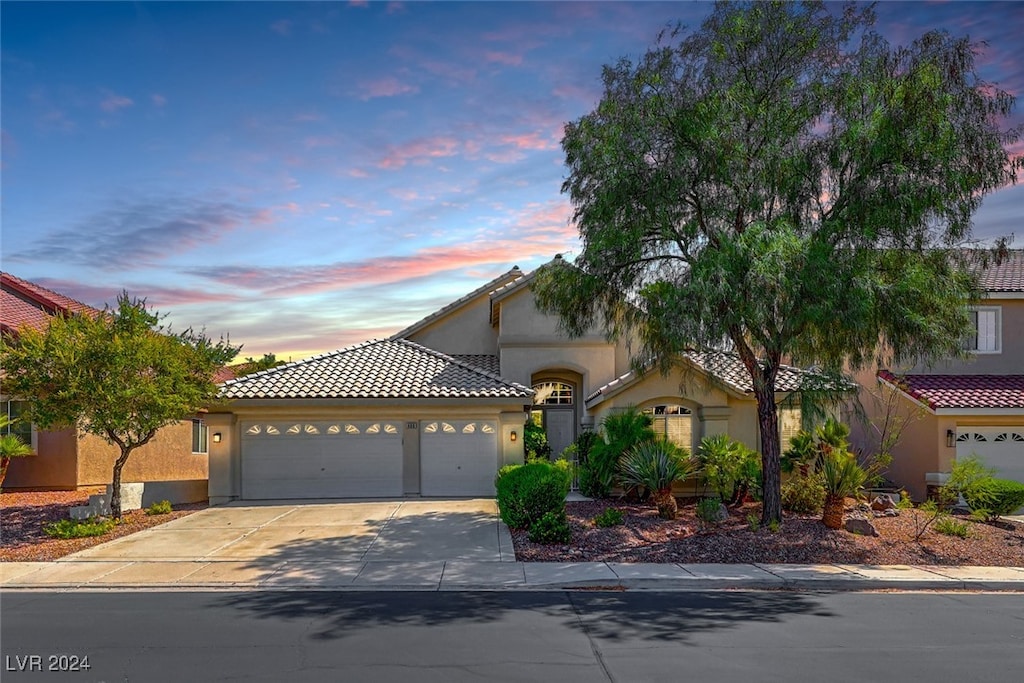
[1,488,206,562]
[512,499,1024,566]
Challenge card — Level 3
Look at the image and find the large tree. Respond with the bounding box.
[533,1,1022,524]
[0,295,238,517]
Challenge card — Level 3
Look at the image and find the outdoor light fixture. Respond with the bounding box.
[510,430,517,442]
[213,432,222,444]
[946,429,955,448]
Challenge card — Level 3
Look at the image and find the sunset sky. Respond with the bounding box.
[3,1,1022,361]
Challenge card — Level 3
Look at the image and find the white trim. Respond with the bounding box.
[963,305,1001,354]
[980,291,1024,300]
[933,407,1024,416]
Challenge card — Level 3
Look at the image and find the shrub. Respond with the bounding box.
[820,450,867,529]
[618,439,694,519]
[934,516,972,538]
[529,510,571,544]
[593,507,624,528]
[781,474,826,514]
[695,497,723,524]
[524,419,552,461]
[581,407,657,498]
[963,478,1024,521]
[44,517,116,539]
[495,461,571,530]
[145,500,173,516]
[696,434,761,505]
[746,513,760,532]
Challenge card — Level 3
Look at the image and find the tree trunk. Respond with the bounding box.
[653,488,677,520]
[110,447,132,519]
[0,456,9,487]
[754,386,782,526]
[822,494,845,529]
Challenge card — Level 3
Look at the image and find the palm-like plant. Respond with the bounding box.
[819,449,867,529]
[0,415,35,487]
[619,439,695,519]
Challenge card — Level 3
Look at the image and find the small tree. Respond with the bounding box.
[233,353,285,377]
[0,415,34,487]
[0,294,238,517]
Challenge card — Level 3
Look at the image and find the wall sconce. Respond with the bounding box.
[945,429,955,448]
[213,432,222,444]
[510,430,517,443]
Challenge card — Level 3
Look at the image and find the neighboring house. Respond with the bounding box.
[848,250,1024,501]
[208,259,824,503]
[0,272,209,496]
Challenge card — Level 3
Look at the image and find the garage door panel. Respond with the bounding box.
[420,420,498,497]
[956,427,1024,513]
[241,421,402,499]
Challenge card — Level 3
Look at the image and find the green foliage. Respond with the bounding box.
[934,516,972,539]
[523,419,552,461]
[695,498,723,524]
[781,474,826,514]
[767,519,781,534]
[819,450,867,499]
[593,507,624,528]
[145,500,173,516]
[0,294,239,517]
[696,434,760,505]
[896,490,915,510]
[495,462,571,530]
[528,510,572,544]
[532,0,1021,527]
[44,517,116,539]
[580,408,656,498]
[746,513,760,532]
[618,439,693,495]
[0,414,35,487]
[964,479,1024,522]
[781,431,817,474]
[233,353,285,377]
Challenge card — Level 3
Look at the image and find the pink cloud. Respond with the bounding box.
[357,77,419,100]
[484,51,523,66]
[99,91,133,113]
[347,167,371,178]
[32,278,242,310]
[377,136,460,169]
[499,132,559,151]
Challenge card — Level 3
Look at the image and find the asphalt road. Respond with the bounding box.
[2,590,1023,682]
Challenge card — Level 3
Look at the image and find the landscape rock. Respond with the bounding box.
[845,517,880,537]
[871,495,897,511]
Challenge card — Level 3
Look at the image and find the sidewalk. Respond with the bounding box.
[3,559,1023,592]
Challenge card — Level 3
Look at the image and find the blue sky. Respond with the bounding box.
[3,1,1022,361]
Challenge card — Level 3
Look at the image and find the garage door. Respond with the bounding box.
[420,420,498,497]
[956,427,1024,512]
[241,420,403,499]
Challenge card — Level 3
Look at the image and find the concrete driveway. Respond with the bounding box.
[65,499,515,565]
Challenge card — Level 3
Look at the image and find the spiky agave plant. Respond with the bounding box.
[619,440,695,520]
[819,449,867,529]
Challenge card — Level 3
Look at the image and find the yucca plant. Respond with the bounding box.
[618,439,695,519]
[819,449,867,529]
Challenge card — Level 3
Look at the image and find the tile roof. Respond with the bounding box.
[878,371,1024,410]
[451,354,501,376]
[220,339,533,400]
[1,272,99,333]
[586,351,848,404]
[391,267,522,340]
[976,249,1024,292]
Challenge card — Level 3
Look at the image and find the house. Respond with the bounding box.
[848,250,1024,501]
[207,259,822,503]
[0,272,208,501]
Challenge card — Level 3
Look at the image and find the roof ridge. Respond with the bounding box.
[0,271,99,315]
[393,339,532,392]
[220,338,384,385]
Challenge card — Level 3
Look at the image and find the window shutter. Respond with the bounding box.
[977,310,997,351]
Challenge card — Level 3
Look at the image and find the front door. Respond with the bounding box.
[544,408,575,459]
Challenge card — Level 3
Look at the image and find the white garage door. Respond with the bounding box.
[956,427,1024,512]
[420,420,498,497]
[241,420,403,499]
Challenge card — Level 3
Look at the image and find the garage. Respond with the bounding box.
[956,427,1024,512]
[241,420,403,499]
[420,420,498,497]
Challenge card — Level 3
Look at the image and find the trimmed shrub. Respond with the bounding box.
[496,461,571,530]
[781,475,826,514]
[593,507,624,528]
[145,500,173,516]
[529,510,572,544]
[964,478,1024,521]
[934,516,972,538]
[44,517,116,539]
[524,419,552,461]
[696,434,761,505]
[696,497,724,524]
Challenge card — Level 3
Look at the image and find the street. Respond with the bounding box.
[2,590,1023,682]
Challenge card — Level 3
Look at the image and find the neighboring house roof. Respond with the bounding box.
[586,351,847,406]
[390,267,522,340]
[0,272,99,333]
[220,339,533,400]
[878,370,1024,410]
[976,249,1024,293]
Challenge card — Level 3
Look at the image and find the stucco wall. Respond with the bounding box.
[902,297,1024,375]
[2,428,79,489]
[405,294,499,356]
[76,421,208,486]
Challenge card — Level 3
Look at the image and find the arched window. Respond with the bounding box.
[532,382,573,405]
[644,404,692,449]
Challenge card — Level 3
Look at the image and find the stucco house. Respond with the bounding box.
[208,259,821,504]
[848,250,1024,501]
[0,272,209,499]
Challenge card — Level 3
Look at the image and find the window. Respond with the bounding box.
[963,307,1001,353]
[645,404,692,449]
[778,406,802,447]
[192,419,208,454]
[3,400,34,448]
[532,382,573,405]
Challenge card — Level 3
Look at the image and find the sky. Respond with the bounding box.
[2,1,1023,362]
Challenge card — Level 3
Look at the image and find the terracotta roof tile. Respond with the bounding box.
[221,339,533,400]
[1,272,100,333]
[878,371,1024,409]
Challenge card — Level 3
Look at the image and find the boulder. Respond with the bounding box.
[871,494,897,511]
[845,517,879,537]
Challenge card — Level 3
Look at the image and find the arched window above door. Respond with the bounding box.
[532,381,573,406]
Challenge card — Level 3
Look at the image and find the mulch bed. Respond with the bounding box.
[512,499,1024,566]
[1,488,206,562]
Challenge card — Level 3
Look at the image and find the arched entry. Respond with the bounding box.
[531,380,577,458]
